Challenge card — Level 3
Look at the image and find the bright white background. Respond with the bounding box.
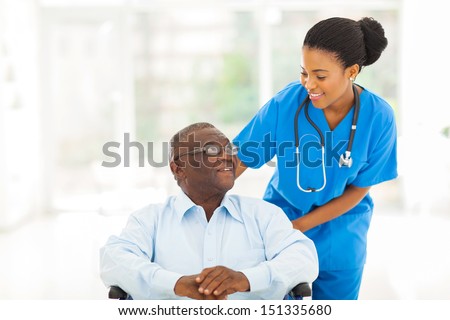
[0,0,449,300]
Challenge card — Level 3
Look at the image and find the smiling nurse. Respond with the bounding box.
[233,17,398,300]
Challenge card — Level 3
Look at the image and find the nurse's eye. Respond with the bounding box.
[316,76,326,80]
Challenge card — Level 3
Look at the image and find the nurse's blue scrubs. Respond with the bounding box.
[233,80,397,300]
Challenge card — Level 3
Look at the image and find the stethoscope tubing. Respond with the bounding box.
[296,146,327,193]
[294,85,360,192]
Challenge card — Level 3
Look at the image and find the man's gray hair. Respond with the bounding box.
[169,122,216,160]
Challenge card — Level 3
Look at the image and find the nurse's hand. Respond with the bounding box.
[234,157,248,178]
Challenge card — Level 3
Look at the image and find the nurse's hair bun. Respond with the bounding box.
[358,17,388,67]
[303,16,388,72]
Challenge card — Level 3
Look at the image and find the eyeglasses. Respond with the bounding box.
[174,142,239,161]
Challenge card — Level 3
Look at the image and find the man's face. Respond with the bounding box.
[173,127,236,198]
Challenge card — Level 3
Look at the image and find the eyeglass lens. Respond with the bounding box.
[204,143,238,156]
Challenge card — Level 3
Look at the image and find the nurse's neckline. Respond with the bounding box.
[323,85,364,131]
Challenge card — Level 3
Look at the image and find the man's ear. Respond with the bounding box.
[170,160,185,182]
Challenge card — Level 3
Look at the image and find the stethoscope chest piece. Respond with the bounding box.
[339,151,353,168]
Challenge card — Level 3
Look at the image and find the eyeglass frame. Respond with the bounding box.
[173,142,239,161]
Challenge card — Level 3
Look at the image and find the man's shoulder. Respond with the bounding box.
[226,194,282,213]
[130,196,176,219]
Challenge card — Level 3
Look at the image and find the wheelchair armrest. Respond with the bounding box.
[290,282,312,298]
[109,286,129,300]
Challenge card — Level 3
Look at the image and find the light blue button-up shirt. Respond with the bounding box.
[100,192,318,300]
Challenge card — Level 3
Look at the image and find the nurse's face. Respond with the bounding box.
[300,47,356,111]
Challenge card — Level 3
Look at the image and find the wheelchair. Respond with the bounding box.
[108,282,311,300]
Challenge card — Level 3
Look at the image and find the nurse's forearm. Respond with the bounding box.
[292,185,370,232]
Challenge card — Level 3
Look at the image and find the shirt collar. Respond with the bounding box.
[173,191,243,223]
[173,191,197,222]
[220,194,243,223]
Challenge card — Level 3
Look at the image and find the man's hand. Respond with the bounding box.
[196,266,250,297]
[174,275,204,299]
[174,274,228,300]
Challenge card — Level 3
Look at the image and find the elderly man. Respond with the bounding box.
[100,122,318,300]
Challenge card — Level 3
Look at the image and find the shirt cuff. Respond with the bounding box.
[151,268,183,299]
[240,264,270,293]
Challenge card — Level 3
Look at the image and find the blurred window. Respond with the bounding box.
[40,2,400,213]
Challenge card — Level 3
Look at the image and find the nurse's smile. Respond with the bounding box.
[309,92,324,101]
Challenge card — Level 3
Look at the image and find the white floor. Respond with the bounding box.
[1,206,449,300]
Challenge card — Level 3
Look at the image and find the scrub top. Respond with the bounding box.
[233,80,398,271]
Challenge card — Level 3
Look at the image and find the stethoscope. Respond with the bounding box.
[294,85,360,192]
